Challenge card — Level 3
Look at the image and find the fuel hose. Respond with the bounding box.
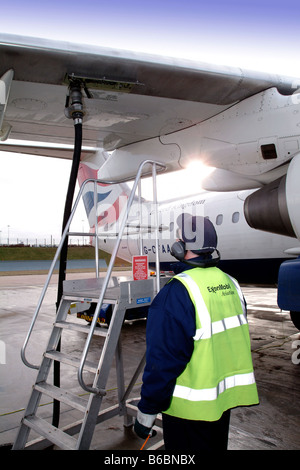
[52,118,83,427]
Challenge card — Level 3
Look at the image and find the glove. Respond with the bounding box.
[134,420,157,439]
[134,410,157,439]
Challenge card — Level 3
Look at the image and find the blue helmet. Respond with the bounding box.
[176,213,218,255]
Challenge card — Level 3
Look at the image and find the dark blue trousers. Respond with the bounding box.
[162,409,231,451]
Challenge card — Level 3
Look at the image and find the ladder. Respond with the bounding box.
[12,160,166,450]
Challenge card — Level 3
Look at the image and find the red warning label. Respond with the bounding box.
[132,255,148,281]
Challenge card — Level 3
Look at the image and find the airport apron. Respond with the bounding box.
[164,267,259,421]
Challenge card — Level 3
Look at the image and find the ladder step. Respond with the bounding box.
[35,382,88,412]
[44,351,98,373]
[54,320,107,337]
[23,415,77,450]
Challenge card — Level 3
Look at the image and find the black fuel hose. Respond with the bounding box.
[52,121,82,427]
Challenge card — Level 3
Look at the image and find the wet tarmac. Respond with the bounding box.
[0,272,299,451]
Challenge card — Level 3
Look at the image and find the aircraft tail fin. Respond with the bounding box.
[78,161,131,233]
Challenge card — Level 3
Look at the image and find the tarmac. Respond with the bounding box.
[0,271,299,452]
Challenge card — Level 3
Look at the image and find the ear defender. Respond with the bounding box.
[170,240,186,261]
[171,239,221,268]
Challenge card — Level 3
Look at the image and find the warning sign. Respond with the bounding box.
[132,255,148,281]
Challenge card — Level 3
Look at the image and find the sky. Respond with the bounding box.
[1,0,300,245]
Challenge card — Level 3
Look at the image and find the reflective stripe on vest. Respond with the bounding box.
[173,371,256,402]
[227,273,246,316]
[176,272,247,340]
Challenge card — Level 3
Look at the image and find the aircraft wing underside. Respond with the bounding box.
[0,33,299,184]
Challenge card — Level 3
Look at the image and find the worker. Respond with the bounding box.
[134,213,259,451]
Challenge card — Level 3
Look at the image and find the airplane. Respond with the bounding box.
[0,33,300,329]
[76,158,300,329]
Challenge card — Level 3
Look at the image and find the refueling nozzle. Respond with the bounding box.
[64,79,85,123]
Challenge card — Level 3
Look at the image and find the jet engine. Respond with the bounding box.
[244,154,300,240]
[244,154,300,330]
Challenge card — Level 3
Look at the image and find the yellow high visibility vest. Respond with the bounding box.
[164,267,259,421]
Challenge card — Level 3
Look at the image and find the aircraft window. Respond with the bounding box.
[216,214,223,225]
[232,212,240,223]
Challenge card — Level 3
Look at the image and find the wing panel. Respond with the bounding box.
[3,77,228,150]
[0,33,298,154]
[0,34,296,102]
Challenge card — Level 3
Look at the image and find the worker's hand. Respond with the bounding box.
[134,419,157,439]
[134,410,157,439]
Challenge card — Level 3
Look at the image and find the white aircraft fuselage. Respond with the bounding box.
[89,182,300,284]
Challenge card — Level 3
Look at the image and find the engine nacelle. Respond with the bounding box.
[244,153,300,239]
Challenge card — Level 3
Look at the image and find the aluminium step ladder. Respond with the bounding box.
[12,276,166,450]
[12,159,167,450]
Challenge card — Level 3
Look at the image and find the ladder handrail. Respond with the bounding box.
[21,178,91,369]
[78,160,165,394]
[20,176,136,368]
[21,160,165,375]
